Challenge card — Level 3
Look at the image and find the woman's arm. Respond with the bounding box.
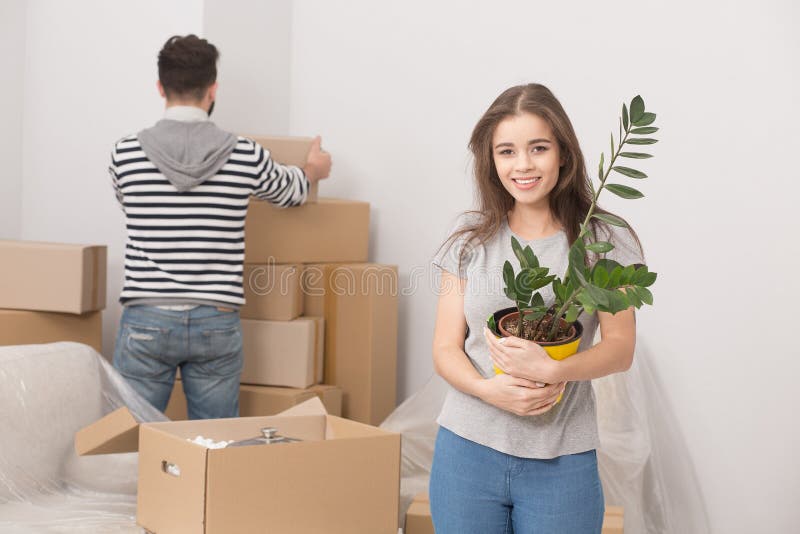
[431,272,485,397]
[433,272,565,416]
[552,307,636,382]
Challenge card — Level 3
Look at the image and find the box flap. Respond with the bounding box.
[276,396,328,417]
[75,407,139,455]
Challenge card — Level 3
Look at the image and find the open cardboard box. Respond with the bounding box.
[165,381,343,420]
[75,398,400,534]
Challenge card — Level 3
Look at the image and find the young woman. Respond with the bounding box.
[429,83,644,533]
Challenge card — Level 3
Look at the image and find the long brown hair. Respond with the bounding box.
[444,83,641,269]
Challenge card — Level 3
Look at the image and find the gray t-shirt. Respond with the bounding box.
[432,213,644,459]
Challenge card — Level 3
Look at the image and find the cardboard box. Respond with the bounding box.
[405,493,434,534]
[76,399,401,534]
[0,240,106,314]
[240,317,324,388]
[240,263,303,321]
[244,198,369,264]
[0,309,102,352]
[165,380,342,420]
[248,135,319,203]
[404,493,624,534]
[303,263,398,425]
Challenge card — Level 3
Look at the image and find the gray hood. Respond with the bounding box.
[137,119,238,192]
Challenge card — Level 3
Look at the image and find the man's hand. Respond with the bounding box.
[303,136,332,183]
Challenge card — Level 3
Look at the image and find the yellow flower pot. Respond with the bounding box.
[487,307,583,403]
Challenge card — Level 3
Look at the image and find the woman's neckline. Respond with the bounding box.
[503,216,565,244]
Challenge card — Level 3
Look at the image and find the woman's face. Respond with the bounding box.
[492,112,563,209]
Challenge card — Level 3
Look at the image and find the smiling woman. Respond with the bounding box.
[429,83,645,534]
[492,113,562,211]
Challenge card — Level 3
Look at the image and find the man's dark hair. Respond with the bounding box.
[158,34,219,101]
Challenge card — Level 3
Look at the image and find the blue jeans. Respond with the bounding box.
[112,305,243,419]
[429,427,604,534]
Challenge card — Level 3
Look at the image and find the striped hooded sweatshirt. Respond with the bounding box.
[109,106,309,308]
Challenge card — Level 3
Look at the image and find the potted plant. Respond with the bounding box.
[488,95,659,374]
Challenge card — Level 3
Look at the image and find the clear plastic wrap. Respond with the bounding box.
[381,338,711,534]
[0,339,710,533]
[0,342,166,533]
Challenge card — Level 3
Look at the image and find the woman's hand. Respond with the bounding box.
[476,373,565,417]
[483,327,560,384]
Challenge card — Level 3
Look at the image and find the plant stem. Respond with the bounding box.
[532,305,555,340]
[547,288,582,341]
[579,127,632,241]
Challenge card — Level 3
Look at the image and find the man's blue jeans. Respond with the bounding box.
[112,305,243,419]
[429,426,604,534]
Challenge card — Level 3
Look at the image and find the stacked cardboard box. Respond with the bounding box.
[302,263,398,425]
[0,241,106,351]
[167,136,397,427]
[404,493,625,534]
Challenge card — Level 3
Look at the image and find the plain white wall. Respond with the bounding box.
[203,0,292,136]
[20,0,204,357]
[0,0,26,240]
[289,1,799,532]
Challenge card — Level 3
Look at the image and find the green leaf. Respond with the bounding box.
[620,265,636,284]
[608,289,631,313]
[640,271,657,287]
[552,279,568,302]
[564,304,580,323]
[530,292,545,309]
[630,266,647,285]
[631,126,658,134]
[523,246,538,269]
[586,283,610,307]
[610,132,614,158]
[622,103,629,131]
[594,258,624,272]
[612,166,648,179]
[523,310,546,322]
[530,275,556,292]
[514,269,536,303]
[629,96,645,123]
[598,152,604,181]
[608,266,623,288]
[503,261,515,290]
[606,183,645,199]
[568,239,589,285]
[593,265,610,288]
[511,237,528,268]
[626,287,643,308]
[586,241,614,253]
[626,138,658,145]
[635,286,654,305]
[592,213,628,227]
[632,112,656,127]
[487,314,497,333]
[619,152,653,159]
